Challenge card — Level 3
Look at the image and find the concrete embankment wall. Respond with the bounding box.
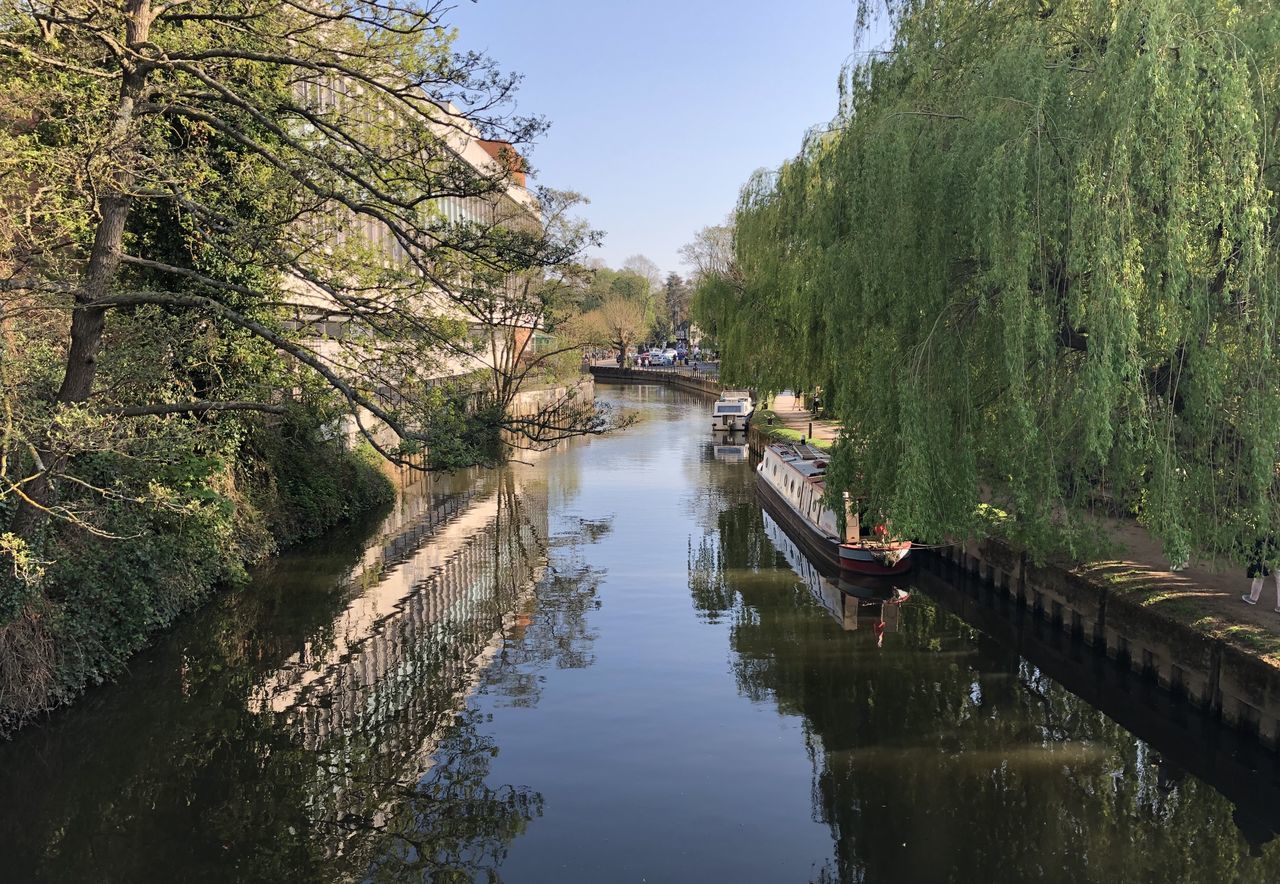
[945,537,1280,750]
[589,366,722,398]
[509,376,595,415]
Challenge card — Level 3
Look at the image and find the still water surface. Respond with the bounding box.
[1,386,1278,882]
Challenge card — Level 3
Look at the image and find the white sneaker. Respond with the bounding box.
[1242,594,1259,605]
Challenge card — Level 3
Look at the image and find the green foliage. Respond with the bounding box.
[425,400,507,471]
[0,412,393,731]
[0,0,600,732]
[241,416,395,549]
[720,0,1280,563]
[44,489,245,694]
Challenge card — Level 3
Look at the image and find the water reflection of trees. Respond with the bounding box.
[692,464,1280,883]
[688,491,777,623]
[0,466,573,883]
[360,708,544,883]
[486,516,607,708]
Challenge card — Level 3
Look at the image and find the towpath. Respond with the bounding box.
[758,391,840,444]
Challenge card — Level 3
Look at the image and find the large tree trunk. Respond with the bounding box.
[10,2,152,540]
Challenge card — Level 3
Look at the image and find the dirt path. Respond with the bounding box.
[760,391,841,443]
[1081,516,1280,662]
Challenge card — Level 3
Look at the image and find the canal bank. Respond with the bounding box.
[739,392,1280,754]
[597,365,1280,750]
[943,536,1280,749]
[588,364,722,398]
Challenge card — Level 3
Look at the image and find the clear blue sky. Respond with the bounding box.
[449,0,889,277]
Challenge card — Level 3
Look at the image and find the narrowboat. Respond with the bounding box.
[755,441,911,575]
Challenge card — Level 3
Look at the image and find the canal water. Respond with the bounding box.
[2,385,1279,882]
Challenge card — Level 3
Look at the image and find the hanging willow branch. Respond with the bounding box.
[714,0,1280,565]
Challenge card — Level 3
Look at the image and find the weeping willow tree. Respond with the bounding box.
[720,0,1280,563]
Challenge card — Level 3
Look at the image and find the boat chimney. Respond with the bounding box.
[843,492,860,543]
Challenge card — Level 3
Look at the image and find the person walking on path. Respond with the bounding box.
[1242,536,1280,612]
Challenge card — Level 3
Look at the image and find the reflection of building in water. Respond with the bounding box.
[248,473,547,855]
[762,510,906,635]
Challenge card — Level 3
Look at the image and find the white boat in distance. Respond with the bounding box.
[712,390,754,431]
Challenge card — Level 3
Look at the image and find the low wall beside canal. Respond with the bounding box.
[945,537,1280,751]
[589,366,722,398]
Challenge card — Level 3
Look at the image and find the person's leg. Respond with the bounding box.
[1272,572,1280,612]
[1244,576,1264,604]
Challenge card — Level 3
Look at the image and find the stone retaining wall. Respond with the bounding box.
[947,537,1280,749]
[588,366,722,398]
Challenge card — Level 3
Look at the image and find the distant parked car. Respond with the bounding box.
[661,348,678,364]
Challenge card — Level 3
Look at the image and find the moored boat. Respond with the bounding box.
[761,508,908,634]
[712,390,753,431]
[755,442,911,575]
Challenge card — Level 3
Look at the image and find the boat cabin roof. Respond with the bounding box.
[719,390,752,401]
[766,442,829,479]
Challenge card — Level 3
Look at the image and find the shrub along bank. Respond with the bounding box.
[0,414,394,736]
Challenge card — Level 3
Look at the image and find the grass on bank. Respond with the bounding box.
[753,408,834,451]
[1076,559,1280,663]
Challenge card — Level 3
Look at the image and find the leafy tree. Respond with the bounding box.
[0,0,607,550]
[603,255,678,340]
[721,0,1280,563]
[622,254,663,294]
[0,0,608,727]
[663,272,691,335]
[445,188,606,452]
[585,295,648,367]
[681,223,735,281]
[686,222,741,357]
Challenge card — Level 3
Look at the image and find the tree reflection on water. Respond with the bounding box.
[0,466,607,883]
[359,708,544,883]
[691,461,1280,884]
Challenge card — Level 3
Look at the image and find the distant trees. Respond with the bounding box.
[573,258,668,351]
[663,272,690,337]
[680,224,735,281]
[586,296,648,367]
[622,254,663,296]
[686,223,741,363]
[716,0,1280,564]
